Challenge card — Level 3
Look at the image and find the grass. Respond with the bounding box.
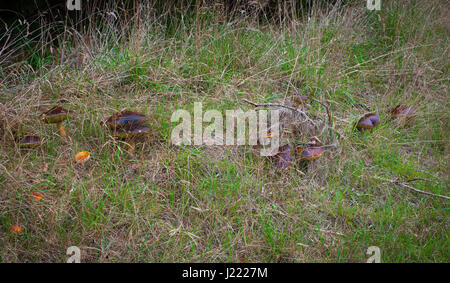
[0,1,448,262]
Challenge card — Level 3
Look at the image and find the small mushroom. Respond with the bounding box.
[389,105,416,126]
[389,104,416,125]
[296,145,324,161]
[113,124,150,155]
[41,106,73,136]
[31,192,43,201]
[389,105,415,117]
[293,95,308,109]
[104,110,146,129]
[74,151,90,164]
[11,225,22,234]
[273,144,292,170]
[19,135,41,149]
[356,113,380,131]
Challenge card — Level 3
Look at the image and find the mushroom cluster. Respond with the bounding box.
[354,104,416,132]
[16,98,417,176]
[273,139,326,171]
[271,101,415,171]
[15,106,151,158]
[103,110,149,155]
[14,105,72,151]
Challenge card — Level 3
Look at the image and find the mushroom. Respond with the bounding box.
[31,192,43,201]
[74,151,90,164]
[296,145,324,161]
[103,110,148,155]
[389,105,415,117]
[389,105,416,124]
[41,106,73,136]
[273,144,292,171]
[356,113,380,131]
[293,95,308,109]
[104,110,146,129]
[103,110,149,155]
[19,135,41,149]
[113,124,150,155]
[11,225,22,234]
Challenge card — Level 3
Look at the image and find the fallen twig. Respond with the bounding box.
[374,176,450,200]
[405,178,440,185]
[288,81,333,129]
[242,98,318,127]
[287,83,346,140]
[317,228,344,236]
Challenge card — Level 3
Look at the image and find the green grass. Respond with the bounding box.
[0,1,448,262]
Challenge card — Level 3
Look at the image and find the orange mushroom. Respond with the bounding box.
[11,225,22,234]
[74,151,90,164]
[31,192,43,201]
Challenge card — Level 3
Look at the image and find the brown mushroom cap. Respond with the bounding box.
[389,105,415,118]
[297,146,324,161]
[105,111,146,129]
[41,106,73,124]
[356,113,380,130]
[113,124,150,139]
[19,135,41,148]
[274,144,292,170]
[293,95,308,106]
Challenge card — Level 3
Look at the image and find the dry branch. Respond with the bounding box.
[374,176,450,200]
[242,98,318,127]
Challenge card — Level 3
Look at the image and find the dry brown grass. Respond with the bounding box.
[0,0,448,262]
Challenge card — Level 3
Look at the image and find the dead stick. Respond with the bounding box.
[288,81,333,129]
[405,178,440,185]
[242,98,317,126]
[288,82,346,140]
[374,176,450,200]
